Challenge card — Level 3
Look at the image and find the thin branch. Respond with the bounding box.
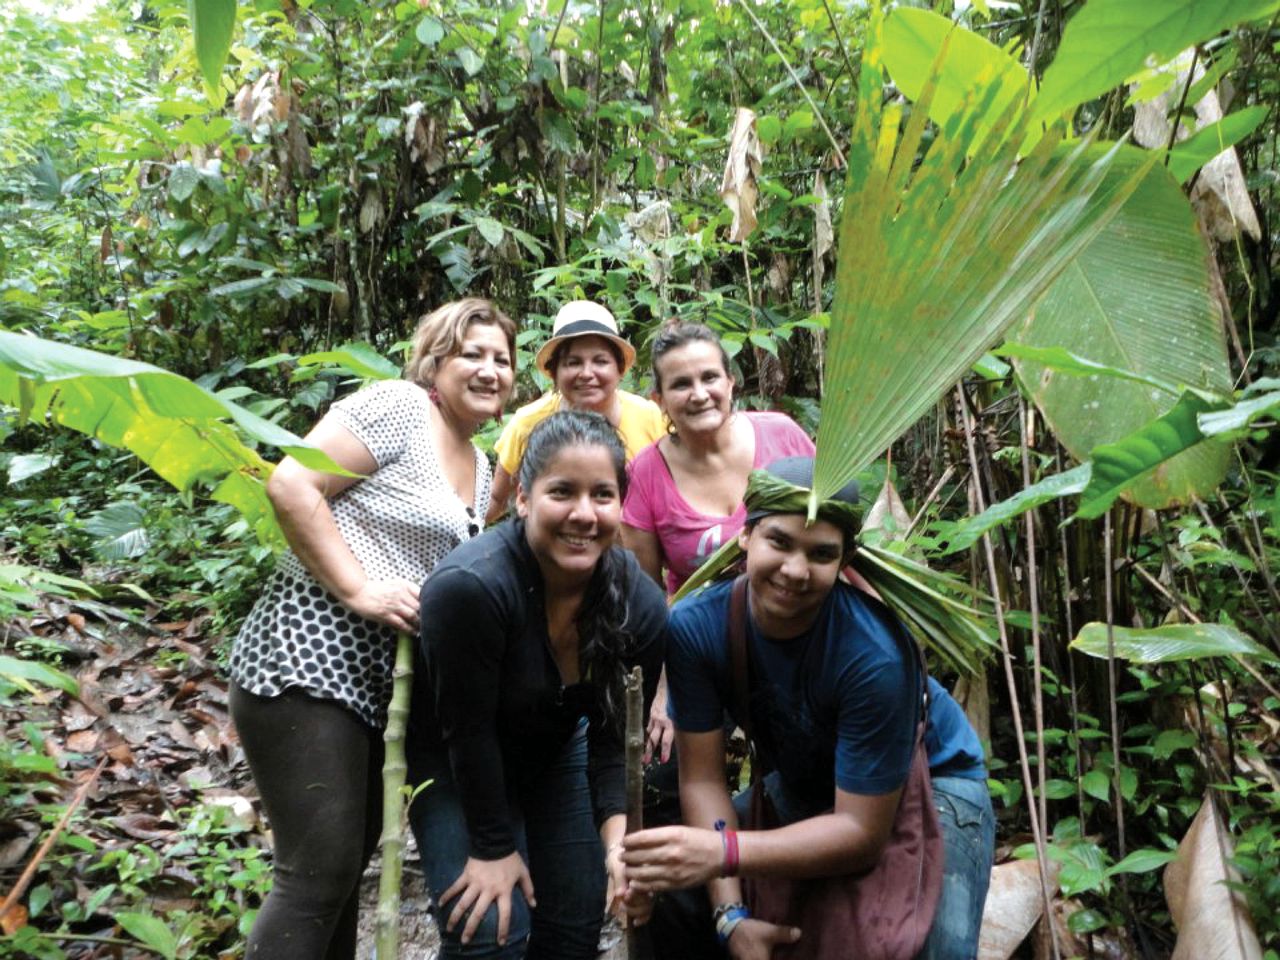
[1055,451,1085,820]
[906,464,958,538]
[0,756,108,924]
[1163,46,1200,164]
[732,0,846,167]
[819,0,858,94]
[1130,561,1280,703]
[1024,0,1051,98]
[548,0,572,49]
[958,386,1062,960]
[1194,501,1280,648]
[37,932,167,954]
[1103,513,1127,859]
[1018,396,1049,875]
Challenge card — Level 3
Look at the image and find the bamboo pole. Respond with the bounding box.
[375,631,414,959]
[623,666,644,958]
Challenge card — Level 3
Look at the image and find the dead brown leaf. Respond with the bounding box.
[66,730,99,753]
[0,824,38,872]
[978,859,1060,960]
[99,727,136,767]
[1164,792,1262,960]
[1130,55,1260,242]
[0,903,27,935]
[718,108,762,243]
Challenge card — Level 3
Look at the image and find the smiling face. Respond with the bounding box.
[517,442,623,583]
[738,513,846,638]
[432,321,514,428]
[653,340,734,436]
[551,335,623,413]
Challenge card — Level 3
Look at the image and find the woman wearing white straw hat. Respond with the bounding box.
[485,300,664,523]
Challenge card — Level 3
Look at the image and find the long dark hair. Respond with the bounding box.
[518,410,634,723]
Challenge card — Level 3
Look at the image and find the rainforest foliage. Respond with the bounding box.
[3,0,1280,957]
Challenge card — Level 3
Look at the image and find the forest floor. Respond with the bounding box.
[5,590,628,958]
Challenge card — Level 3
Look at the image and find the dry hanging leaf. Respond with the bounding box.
[862,477,912,542]
[813,170,833,260]
[358,185,383,234]
[765,252,790,296]
[284,110,312,179]
[1130,55,1260,242]
[952,670,990,747]
[233,82,254,124]
[978,859,1060,960]
[626,199,671,245]
[719,107,762,243]
[1163,791,1262,960]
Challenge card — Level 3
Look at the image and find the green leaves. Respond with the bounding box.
[168,162,200,202]
[1168,105,1269,184]
[0,654,79,698]
[1012,149,1233,510]
[1034,0,1280,123]
[940,464,1091,556]
[117,912,179,960]
[416,16,445,47]
[297,343,400,381]
[1076,392,1220,519]
[882,7,1031,140]
[1107,848,1178,876]
[84,502,151,560]
[1070,622,1277,663]
[0,332,350,546]
[188,0,237,92]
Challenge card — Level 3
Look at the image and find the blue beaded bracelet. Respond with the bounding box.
[714,904,750,945]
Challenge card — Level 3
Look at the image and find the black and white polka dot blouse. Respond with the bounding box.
[230,378,490,728]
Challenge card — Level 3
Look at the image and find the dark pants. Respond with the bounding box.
[230,684,383,960]
[649,773,995,960]
[408,722,606,959]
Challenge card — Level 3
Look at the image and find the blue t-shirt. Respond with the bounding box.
[666,579,985,814]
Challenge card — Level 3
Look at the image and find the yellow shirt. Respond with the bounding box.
[494,390,666,475]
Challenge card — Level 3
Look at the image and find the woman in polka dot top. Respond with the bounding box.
[228,298,517,959]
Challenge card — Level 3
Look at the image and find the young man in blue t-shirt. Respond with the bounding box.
[621,457,994,960]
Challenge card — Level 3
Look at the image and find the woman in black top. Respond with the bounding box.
[408,410,668,959]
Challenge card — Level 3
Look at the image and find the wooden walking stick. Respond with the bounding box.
[375,631,414,959]
[623,666,645,959]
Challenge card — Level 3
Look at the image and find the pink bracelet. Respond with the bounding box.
[722,829,740,877]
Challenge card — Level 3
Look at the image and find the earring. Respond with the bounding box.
[427,385,441,406]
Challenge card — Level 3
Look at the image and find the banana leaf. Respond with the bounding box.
[0,331,349,546]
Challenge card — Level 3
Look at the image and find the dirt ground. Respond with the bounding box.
[353,842,627,960]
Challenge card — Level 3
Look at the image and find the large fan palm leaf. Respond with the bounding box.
[811,25,1156,511]
[678,17,1156,674]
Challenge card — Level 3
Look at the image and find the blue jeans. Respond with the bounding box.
[917,775,996,960]
[407,723,605,960]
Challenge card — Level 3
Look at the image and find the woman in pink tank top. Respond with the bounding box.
[621,323,813,759]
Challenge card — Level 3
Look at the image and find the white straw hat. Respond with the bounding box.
[534,301,637,377]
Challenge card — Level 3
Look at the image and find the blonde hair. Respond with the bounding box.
[404,298,518,386]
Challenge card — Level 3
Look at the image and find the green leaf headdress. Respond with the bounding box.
[674,461,997,676]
